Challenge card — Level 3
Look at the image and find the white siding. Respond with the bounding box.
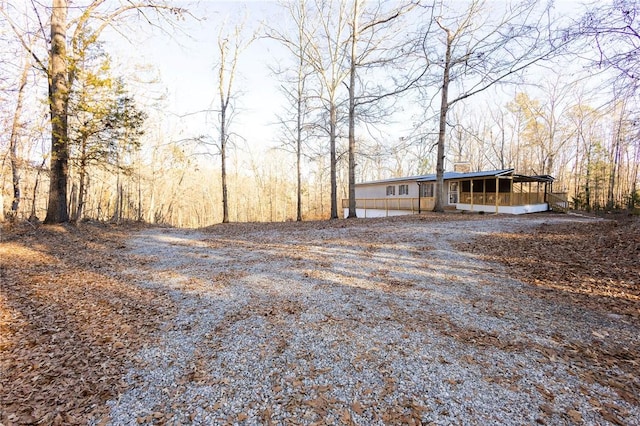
[355,180,420,199]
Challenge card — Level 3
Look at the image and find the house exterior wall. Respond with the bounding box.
[355,180,420,198]
[343,208,414,218]
[347,169,553,216]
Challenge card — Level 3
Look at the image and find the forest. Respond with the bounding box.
[1,0,639,227]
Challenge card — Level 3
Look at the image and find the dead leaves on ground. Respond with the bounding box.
[458,217,640,318]
[458,215,640,412]
[0,222,175,425]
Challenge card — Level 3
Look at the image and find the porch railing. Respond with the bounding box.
[547,192,569,212]
[458,192,546,206]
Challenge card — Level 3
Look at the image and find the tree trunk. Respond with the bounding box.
[112,172,121,223]
[45,0,70,223]
[608,110,623,209]
[30,159,46,222]
[69,182,77,220]
[137,164,143,222]
[9,52,31,219]
[296,58,303,222]
[73,159,87,222]
[221,102,229,223]
[329,101,338,219]
[347,0,359,219]
[585,144,592,211]
[434,29,452,213]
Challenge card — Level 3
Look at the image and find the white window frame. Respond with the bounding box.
[399,184,409,195]
[420,182,434,197]
[386,185,396,196]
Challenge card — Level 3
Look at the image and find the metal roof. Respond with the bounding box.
[355,174,435,186]
[513,174,555,183]
[416,169,514,182]
[356,169,516,186]
[355,169,555,186]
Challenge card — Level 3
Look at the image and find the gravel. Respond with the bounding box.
[103,214,640,425]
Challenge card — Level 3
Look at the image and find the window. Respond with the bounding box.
[420,183,434,197]
[386,185,396,196]
[399,184,409,195]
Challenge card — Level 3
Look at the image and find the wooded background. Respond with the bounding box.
[1,0,639,227]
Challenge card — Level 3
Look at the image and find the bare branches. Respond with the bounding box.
[579,0,640,96]
[213,11,258,223]
[414,0,573,211]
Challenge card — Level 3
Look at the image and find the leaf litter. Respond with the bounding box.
[1,213,639,425]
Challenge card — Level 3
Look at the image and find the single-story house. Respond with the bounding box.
[342,168,568,217]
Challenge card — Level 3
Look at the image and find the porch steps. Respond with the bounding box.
[547,193,569,213]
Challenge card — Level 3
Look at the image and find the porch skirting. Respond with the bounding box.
[454,203,549,215]
[343,203,549,217]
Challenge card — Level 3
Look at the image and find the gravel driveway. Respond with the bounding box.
[105,215,639,425]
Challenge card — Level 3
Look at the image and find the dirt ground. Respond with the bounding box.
[0,213,638,425]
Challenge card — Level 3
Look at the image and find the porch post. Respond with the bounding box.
[483,179,486,206]
[418,183,421,214]
[495,177,499,213]
[470,179,474,211]
[510,178,513,206]
[544,181,549,211]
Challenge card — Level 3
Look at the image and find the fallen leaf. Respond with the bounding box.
[567,409,582,423]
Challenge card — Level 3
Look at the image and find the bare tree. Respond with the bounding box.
[345,0,421,218]
[6,43,32,219]
[267,0,317,222]
[214,16,255,224]
[302,0,352,219]
[580,0,640,95]
[418,0,567,211]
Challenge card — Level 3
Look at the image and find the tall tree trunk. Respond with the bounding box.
[572,132,581,203]
[73,158,87,222]
[9,52,31,218]
[434,29,452,213]
[137,163,143,222]
[585,144,592,211]
[220,103,229,223]
[296,97,303,222]
[112,172,121,223]
[45,0,70,223]
[329,101,338,219]
[296,56,303,222]
[30,159,47,221]
[632,141,640,207]
[47,2,69,221]
[347,0,359,219]
[608,109,624,209]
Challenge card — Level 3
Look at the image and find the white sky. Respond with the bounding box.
[109,0,292,156]
[103,0,599,168]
